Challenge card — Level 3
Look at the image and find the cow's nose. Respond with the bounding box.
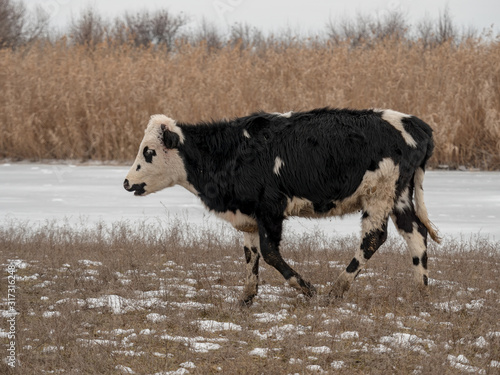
[123,179,130,190]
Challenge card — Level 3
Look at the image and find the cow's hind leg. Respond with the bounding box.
[391,189,429,289]
[240,231,261,307]
[329,213,389,300]
[257,214,316,298]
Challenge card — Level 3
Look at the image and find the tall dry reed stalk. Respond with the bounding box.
[1,39,499,168]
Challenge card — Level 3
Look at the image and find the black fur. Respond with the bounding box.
[143,146,156,163]
[158,107,436,301]
[161,125,181,149]
[174,108,434,219]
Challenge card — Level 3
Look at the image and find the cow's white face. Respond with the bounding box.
[124,115,186,196]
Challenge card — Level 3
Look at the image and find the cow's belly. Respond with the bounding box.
[285,158,399,219]
[284,196,363,218]
[214,209,258,232]
[210,158,399,230]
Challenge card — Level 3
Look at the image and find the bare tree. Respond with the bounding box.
[69,7,107,46]
[229,22,265,50]
[326,13,372,47]
[416,17,434,47]
[371,10,408,41]
[111,9,187,49]
[416,6,460,48]
[0,0,25,47]
[436,5,456,44]
[0,0,48,48]
[327,10,408,47]
[191,18,223,51]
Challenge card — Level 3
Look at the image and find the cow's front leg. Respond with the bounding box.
[257,213,316,298]
[240,231,261,307]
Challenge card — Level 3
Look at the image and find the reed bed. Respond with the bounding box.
[1,39,499,168]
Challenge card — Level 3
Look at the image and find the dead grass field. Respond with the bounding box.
[1,39,500,168]
[1,221,499,374]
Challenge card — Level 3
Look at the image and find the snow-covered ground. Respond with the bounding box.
[1,163,499,241]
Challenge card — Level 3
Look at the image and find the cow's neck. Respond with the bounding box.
[177,121,241,201]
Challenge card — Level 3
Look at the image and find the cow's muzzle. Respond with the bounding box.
[123,179,146,196]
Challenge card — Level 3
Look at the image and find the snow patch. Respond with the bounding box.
[8,259,29,269]
[331,361,345,369]
[304,346,332,354]
[249,348,270,357]
[192,319,242,332]
[448,354,485,374]
[147,313,168,323]
[79,259,103,267]
[340,331,359,340]
[253,309,288,323]
[115,365,135,374]
[42,311,61,318]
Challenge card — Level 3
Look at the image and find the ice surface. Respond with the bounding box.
[1,163,499,241]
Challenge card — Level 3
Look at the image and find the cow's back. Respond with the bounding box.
[237,108,430,205]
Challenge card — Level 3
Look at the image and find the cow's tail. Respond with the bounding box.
[414,166,441,244]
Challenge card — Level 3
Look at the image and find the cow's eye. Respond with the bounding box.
[143,146,157,163]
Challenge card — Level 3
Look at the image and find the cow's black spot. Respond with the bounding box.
[412,256,420,266]
[143,146,156,163]
[136,164,141,171]
[244,246,251,263]
[367,159,378,171]
[313,201,335,213]
[417,221,427,239]
[307,137,319,147]
[346,258,360,273]
[421,251,428,269]
[394,211,414,233]
[125,182,146,196]
[162,125,181,149]
[360,225,387,259]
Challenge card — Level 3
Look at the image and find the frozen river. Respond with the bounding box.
[1,163,499,242]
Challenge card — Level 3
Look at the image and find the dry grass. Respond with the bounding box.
[1,221,499,374]
[1,39,500,168]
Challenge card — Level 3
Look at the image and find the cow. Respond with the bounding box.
[124,108,440,306]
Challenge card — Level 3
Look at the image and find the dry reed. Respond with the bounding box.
[1,39,499,168]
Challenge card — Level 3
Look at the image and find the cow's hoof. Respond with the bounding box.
[238,296,255,308]
[303,282,317,299]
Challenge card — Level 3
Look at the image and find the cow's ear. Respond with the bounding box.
[161,124,180,149]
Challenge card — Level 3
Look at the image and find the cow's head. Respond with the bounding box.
[124,114,186,196]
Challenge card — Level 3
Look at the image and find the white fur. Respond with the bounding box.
[243,129,251,138]
[125,115,193,196]
[272,111,293,118]
[242,231,260,302]
[392,219,429,285]
[414,167,440,242]
[214,209,257,233]
[273,157,284,175]
[395,187,411,212]
[148,114,185,144]
[375,109,417,148]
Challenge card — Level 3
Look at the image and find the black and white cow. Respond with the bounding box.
[124,108,440,306]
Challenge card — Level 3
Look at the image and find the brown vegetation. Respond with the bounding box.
[1,221,499,374]
[0,3,499,168]
[2,38,500,168]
